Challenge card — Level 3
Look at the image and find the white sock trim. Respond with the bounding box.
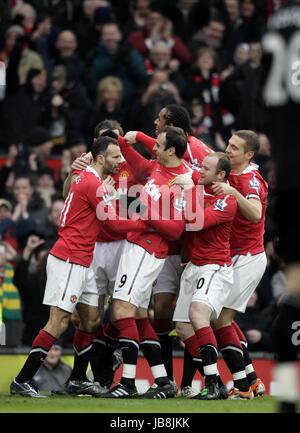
[245,364,255,375]
[203,363,218,376]
[275,363,298,403]
[233,370,247,381]
[151,364,168,379]
[122,363,136,379]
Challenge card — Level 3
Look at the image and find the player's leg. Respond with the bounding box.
[215,253,267,398]
[175,322,201,398]
[152,255,181,382]
[213,308,252,398]
[152,293,175,381]
[68,302,101,383]
[232,321,265,396]
[11,255,83,397]
[273,264,300,413]
[136,307,175,398]
[11,306,70,397]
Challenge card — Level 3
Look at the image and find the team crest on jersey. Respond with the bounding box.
[75,175,82,184]
[70,295,77,304]
[214,198,227,211]
[119,170,129,178]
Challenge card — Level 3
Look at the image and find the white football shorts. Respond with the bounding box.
[112,242,165,309]
[43,254,99,313]
[224,252,267,312]
[173,262,233,322]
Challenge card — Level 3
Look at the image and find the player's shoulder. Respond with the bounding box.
[188,135,212,152]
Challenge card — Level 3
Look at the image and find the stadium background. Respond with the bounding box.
[0,0,294,396]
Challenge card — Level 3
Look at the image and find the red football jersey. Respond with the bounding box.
[189,190,237,266]
[96,161,136,243]
[136,132,212,168]
[51,167,107,267]
[229,164,268,256]
[118,137,191,258]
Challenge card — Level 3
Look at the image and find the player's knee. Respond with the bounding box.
[175,323,189,341]
[153,294,174,319]
[189,303,211,328]
[81,316,101,333]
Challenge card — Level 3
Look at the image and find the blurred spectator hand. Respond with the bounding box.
[23,235,45,260]
[6,145,18,168]
[3,242,18,262]
[246,329,262,344]
[124,131,138,144]
[28,153,38,172]
[51,94,64,108]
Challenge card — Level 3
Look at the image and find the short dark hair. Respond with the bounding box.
[235,130,260,156]
[207,152,231,181]
[91,136,119,160]
[94,120,124,138]
[98,129,119,140]
[159,126,187,158]
[164,104,192,135]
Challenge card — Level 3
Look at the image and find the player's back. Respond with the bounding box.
[51,168,103,267]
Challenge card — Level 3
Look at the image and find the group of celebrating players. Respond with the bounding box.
[10,104,268,401]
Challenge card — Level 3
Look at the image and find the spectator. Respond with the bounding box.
[0,240,22,347]
[49,64,92,147]
[11,3,37,35]
[33,344,72,392]
[50,30,84,84]
[36,169,56,208]
[30,14,59,71]
[131,69,181,136]
[0,68,50,148]
[11,175,48,232]
[127,6,191,65]
[38,198,64,249]
[145,41,187,95]
[89,21,147,102]
[13,234,48,346]
[125,0,152,34]
[93,75,125,128]
[24,127,54,173]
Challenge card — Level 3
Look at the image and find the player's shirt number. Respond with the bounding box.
[263,31,300,105]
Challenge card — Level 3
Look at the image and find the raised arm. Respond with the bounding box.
[118,135,154,179]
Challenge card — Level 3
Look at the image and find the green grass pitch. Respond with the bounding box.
[0,394,278,413]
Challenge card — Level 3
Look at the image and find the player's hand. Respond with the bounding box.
[124,131,138,144]
[212,182,235,196]
[71,153,91,171]
[103,175,116,195]
[246,329,262,343]
[171,174,194,190]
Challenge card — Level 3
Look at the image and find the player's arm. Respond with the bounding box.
[124,131,156,155]
[62,153,91,199]
[212,182,262,223]
[118,135,154,178]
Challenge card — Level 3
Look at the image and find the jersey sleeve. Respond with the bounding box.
[202,196,237,230]
[136,132,156,155]
[118,136,154,179]
[243,174,264,201]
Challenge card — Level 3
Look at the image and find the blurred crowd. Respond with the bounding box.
[0,0,284,350]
